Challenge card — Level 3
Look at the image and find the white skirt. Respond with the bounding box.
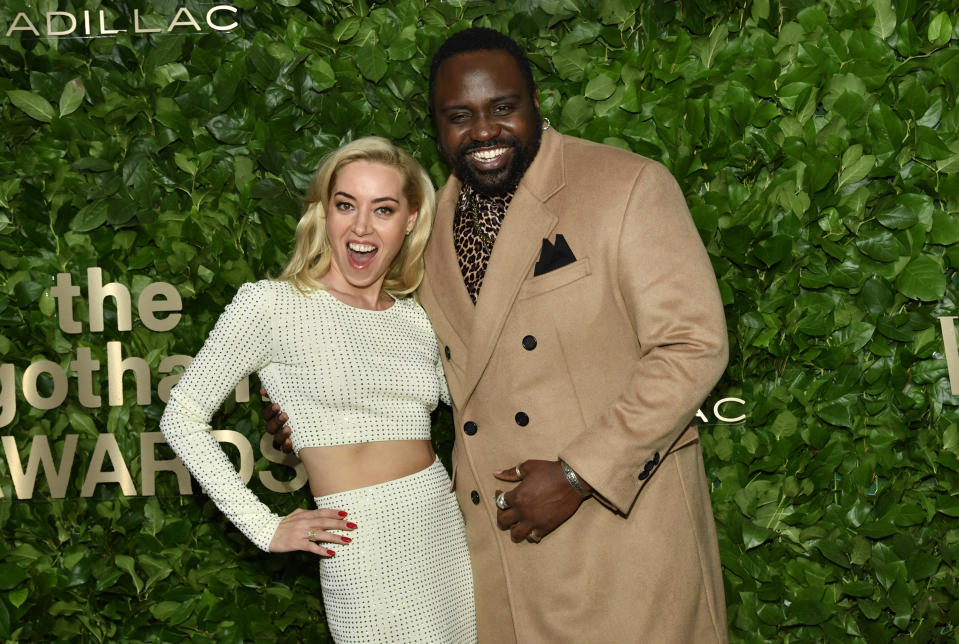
[314,458,477,643]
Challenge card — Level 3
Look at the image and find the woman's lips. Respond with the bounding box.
[347,241,377,269]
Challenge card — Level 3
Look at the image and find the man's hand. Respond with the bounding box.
[260,387,294,453]
[493,459,590,543]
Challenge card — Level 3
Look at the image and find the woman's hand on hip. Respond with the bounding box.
[269,507,356,556]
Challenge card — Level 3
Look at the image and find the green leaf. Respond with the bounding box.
[876,195,927,230]
[70,202,107,232]
[38,289,55,316]
[357,43,388,82]
[150,601,181,621]
[13,280,43,306]
[8,587,28,608]
[858,598,882,620]
[7,90,55,122]
[559,95,592,131]
[930,211,959,245]
[752,0,770,21]
[867,102,906,151]
[790,599,834,625]
[868,0,897,39]
[895,255,946,301]
[551,47,590,81]
[0,564,28,590]
[816,393,858,427]
[67,410,98,435]
[858,520,899,539]
[59,78,85,117]
[856,228,907,262]
[742,521,773,550]
[174,152,197,175]
[584,75,616,101]
[841,581,874,598]
[694,23,729,69]
[927,12,953,46]
[937,497,959,517]
[937,153,959,174]
[308,58,336,92]
[206,114,252,145]
[753,235,793,266]
[598,0,631,25]
[838,153,875,190]
[115,555,143,594]
[333,16,361,42]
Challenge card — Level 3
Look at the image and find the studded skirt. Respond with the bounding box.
[314,457,477,643]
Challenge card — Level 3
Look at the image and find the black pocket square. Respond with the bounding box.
[534,234,576,276]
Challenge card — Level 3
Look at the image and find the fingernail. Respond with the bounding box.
[341,537,352,543]
[346,522,357,529]
[326,549,335,556]
[338,511,348,517]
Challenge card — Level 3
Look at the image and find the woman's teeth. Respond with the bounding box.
[348,242,376,253]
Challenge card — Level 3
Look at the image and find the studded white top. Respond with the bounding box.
[159,279,451,551]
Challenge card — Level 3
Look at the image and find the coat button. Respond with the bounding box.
[464,421,478,436]
[514,412,529,426]
[638,470,650,481]
[444,346,451,360]
[652,451,661,465]
[522,335,537,350]
[644,460,655,473]
[470,490,480,504]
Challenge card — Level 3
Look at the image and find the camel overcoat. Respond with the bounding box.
[418,129,729,643]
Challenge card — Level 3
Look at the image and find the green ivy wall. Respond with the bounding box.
[1,0,957,641]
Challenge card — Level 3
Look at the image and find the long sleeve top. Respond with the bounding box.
[159,279,450,551]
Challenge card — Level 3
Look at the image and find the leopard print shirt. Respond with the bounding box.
[453,183,515,303]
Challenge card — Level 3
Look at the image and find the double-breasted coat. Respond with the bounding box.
[418,128,729,643]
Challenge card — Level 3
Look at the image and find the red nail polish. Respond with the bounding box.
[346,522,357,529]
[338,511,348,517]
[326,549,335,556]
[341,537,352,543]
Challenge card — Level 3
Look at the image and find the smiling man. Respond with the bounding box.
[417,28,730,642]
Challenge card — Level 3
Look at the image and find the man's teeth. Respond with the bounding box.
[348,242,376,253]
[471,147,507,160]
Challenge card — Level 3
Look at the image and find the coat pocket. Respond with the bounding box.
[519,257,591,299]
[668,423,701,454]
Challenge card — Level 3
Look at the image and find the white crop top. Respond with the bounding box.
[159,280,451,551]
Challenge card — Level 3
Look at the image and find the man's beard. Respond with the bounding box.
[445,127,542,197]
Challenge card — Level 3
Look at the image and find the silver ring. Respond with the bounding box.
[495,492,511,510]
[307,529,318,540]
[514,465,523,479]
[527,530,542,543]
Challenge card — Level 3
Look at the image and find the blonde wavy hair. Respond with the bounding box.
[276,137,436,297]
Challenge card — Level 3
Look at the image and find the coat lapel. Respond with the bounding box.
[424,175,474,344]
[461,128,566,406]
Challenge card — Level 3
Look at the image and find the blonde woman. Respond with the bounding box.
[160,137,476,643]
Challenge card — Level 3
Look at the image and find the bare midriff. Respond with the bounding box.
[298,439,436,497]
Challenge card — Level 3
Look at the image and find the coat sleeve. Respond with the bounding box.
[159,281,283,551]
[558,161,728,514]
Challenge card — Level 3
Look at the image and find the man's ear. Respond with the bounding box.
[534,88,540,111]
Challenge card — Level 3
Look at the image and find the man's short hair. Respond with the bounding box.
[428,27,537,117]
